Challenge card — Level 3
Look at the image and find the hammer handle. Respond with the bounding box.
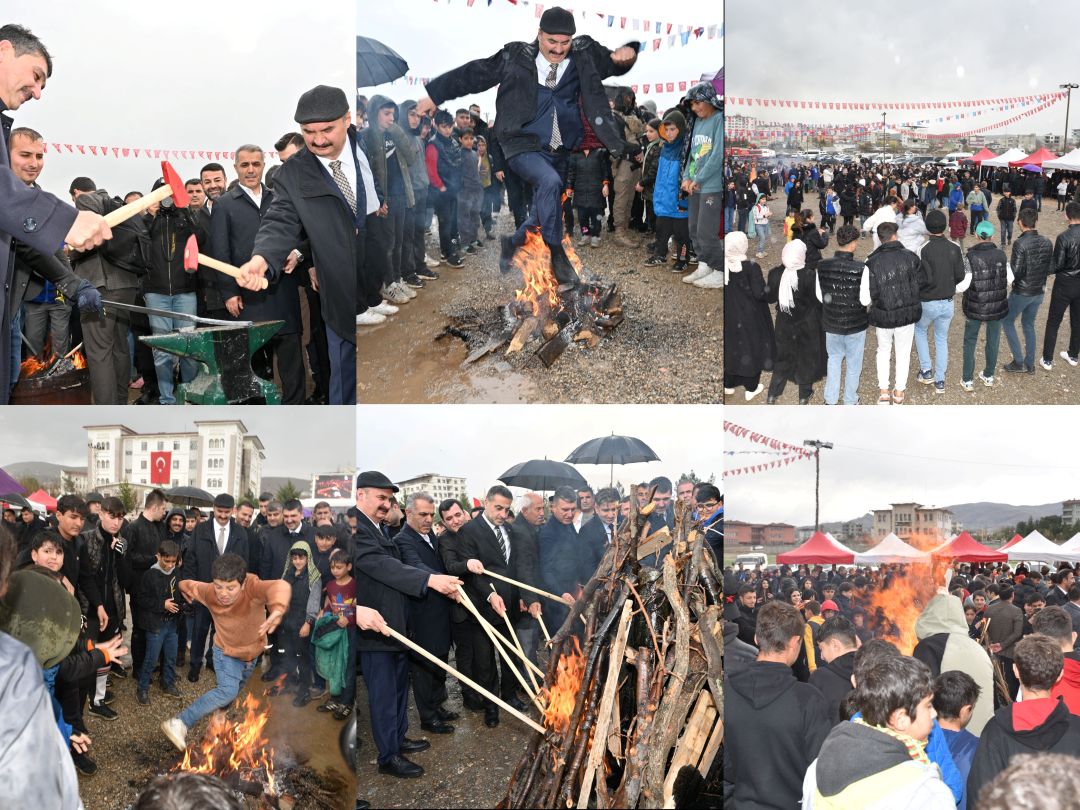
[199,253,268,291]
[102,183,173,227]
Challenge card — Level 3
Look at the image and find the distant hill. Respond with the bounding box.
[805,501,1064,534]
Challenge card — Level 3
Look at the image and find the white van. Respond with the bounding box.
[734,552,768,568]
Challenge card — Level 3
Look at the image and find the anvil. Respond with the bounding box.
[140,321,285,404]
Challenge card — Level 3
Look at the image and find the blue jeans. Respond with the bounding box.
[999,219,1014,246]
[914,299,955,383]
[138,621,178,691]
[1002,292,1044,370]
[179,645,256,729]
[506,149,568,249]
[824,331,866,405]
[755,221,770,255]
[142,292,199,405]
[724,206,735,234]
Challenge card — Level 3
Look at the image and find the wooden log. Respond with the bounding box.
[662,690,717,805]
[636,526,672,561]
[506,316,539,354]
[576,598,633,808]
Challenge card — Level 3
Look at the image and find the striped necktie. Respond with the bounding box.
[546,62,562,150]
[329,159,358,215]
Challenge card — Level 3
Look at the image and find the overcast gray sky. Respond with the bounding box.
[725,408,1080,526]
[727,0,1080,139]
[356,405,717,499]
[13,2,354,199]
[358,0,721,117]
[0,407,355,479]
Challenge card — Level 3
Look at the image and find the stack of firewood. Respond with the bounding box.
[500,495,724,809]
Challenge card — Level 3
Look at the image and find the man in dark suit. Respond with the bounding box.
[538,486,583,633]
[578,486,619,581]
[458,484,526,727]
[394,492,458,734]
[508,492,544,675]
[258,498,313,680]
[437,498,483,709]
[179,493,249,682]
[238,85,380,405]
[354,472,462,779]
[209,144,305,404]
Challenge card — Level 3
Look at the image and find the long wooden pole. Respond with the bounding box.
[483,569,571,605]
[494,584,541,694]
[457,586,544,709]
[384,625,545,734]
[537,612,552,644]
[457,586,545,680]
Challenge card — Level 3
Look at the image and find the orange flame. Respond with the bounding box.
[71,349,87,370]
[177,692,276,795]
[18,348,87,378]
[541,636,585,734]
[863,564,939,654]
[511,229,585,317]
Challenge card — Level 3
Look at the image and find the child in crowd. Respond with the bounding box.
[645,109,689,271]
[933,671,981,810]
[134,540,182,706]
[457,128,483,252]
[280,541,322,707]
[317,549,358,721]
[162,554,288,751]
[636,117,662,244]
[949,203,968,249]
[28,532,75,593]
[567,144,611,248]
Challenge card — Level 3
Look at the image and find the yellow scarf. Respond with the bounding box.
[852,717,930,766]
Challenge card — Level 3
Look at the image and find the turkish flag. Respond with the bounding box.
[150,451,172,485]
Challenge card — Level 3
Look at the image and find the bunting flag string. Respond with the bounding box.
[723,453,808,478]
[723,421,816,460]
[396,73,707,97]
[727,90,1065,111]
[38,145,279,161]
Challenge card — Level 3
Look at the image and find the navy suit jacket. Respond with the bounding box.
[354,514,428,652]
[395,524,452,655]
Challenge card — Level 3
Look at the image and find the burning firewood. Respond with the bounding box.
[500,496,723,809]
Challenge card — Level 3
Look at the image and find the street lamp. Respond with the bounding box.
[803,439,833,532]
[1061,83,1078,152]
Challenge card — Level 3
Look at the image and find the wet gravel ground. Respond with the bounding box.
[357,213,722,404]
[355,656,531,809]
[727,190,1080,406]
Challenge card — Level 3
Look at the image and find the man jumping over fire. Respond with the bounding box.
[415,7,640,300]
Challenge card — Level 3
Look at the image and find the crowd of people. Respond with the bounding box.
[0,471,721,808]
[723,156,1080,404]
[724,557,1080,808]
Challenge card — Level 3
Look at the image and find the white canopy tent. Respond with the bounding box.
[1043,148,1080,172]
[1059,532,1080,553]
[1005,530,1080,564]
[854,532,931,565]
[981,148,1028,168]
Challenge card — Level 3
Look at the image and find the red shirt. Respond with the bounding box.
[324,577,357,624]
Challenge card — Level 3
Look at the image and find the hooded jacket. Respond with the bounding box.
[913,592,995,736]
[360,95,419,208]
[653,111,688,219]
[133,560,180,632]
[722,620,758,678]
[723,660,832,809]
[282,540,322,626]
[398,100,433,196]
[967,698,1080,802]
[808,650,856,726]
[802,721,955,810]
[1051,651,1080,716]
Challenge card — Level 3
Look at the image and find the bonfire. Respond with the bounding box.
[177,693,277,797]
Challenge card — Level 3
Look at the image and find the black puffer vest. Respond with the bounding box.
[817,251,868,335]
[963,241,1009,321]
[866,241,922,329]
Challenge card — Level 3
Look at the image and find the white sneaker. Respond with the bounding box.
[356,310,388,325]
[161,718,188,752]
[577,234,589,247]
[424,254,441,268]
[372,301,399,316]
[683,262,712,283]
[745,383,765,402]
[590,236,601,248]
[382,284,410,304]
[692,269,724,289]
[1061,351,1079,367]
[393,280,418,300]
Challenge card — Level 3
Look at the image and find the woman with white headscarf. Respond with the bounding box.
[764,239,827,404]
[723,230,774,401]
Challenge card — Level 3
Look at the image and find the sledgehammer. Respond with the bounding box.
[102,161,190,227]
[183,235,268,291]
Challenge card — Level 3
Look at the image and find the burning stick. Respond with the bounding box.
[457,586,545,708]
[62,342,84,360]
[483,569,573,606]
[384,625,545,733]
[494,584,541,695]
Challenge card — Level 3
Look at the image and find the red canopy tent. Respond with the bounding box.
[776,531,856,565]
[969,147,997,164]
[1009,147,1059,167]
[999,534,1024,550]
[27,488,58,512]
[931,531,1007,562]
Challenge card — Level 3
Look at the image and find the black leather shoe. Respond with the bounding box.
[436,707,460,722]
[400,737,430,753]
[378,754,424,778]
[187,666,200,683]
[420,720,455,734]
[463,697,485,712]
[498,235,517,274]
[504,695,529,713]
[484,707,500,727]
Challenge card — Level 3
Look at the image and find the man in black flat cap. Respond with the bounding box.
[236,84,382,405]
[415,7,639,296]
[353,471,463,779]
[180,491,250,682]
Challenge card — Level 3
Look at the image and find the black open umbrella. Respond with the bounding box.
[564,434,660,485]
[0,492,33,509]
[165,486,214,508]
[357,36,409,88]
[498,459,586,492]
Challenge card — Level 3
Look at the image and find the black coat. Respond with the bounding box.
[1053,223,1080,277]
[766,265,826,384]
[459,516,522,627]
[1011,228,1054,296]
[133,565,180,632]
[963,241,1009,321]
[577,517,611,582]
[438,528,472,624]
[121,515,165,596]
[724,262,776,378]
[252,128,376,340]
[145,205,205,295]
[566,148,611,210]
[817,251,869,335]
[866,240,922,328]
[807,650,856,725]
[354,514,429,653]
[797,226,829,268]
[210,185,302,334]
[394,524,453,656]
[918,236,966,301]
[259,524,314,580]
[180,519,249,583]
[425,36,639,161]
[508,513,541,613]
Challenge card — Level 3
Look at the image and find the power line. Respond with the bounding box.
[835,443,1080,470]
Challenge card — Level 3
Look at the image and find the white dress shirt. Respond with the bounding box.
[316,139,379,217]
[214,519,231,555]
[535,52,570,86]
[239,183,264,208]
[483,514,509,562]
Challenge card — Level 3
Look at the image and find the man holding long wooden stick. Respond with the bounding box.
[353,471,463,779]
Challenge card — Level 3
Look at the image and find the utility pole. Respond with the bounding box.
[1061,83,1078,152]
[803,439,834,532]
[881,111,887,163]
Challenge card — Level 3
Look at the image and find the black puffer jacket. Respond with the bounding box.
[963,241,1009,321]
[1053,223,1080,278]
[1011,228,1054,295]
[817,251,869,335]
[866,240,922,328]
[997,194,1017,221]
[145,204,206,296]
[566,147,611,210]
[797,225,829,268]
